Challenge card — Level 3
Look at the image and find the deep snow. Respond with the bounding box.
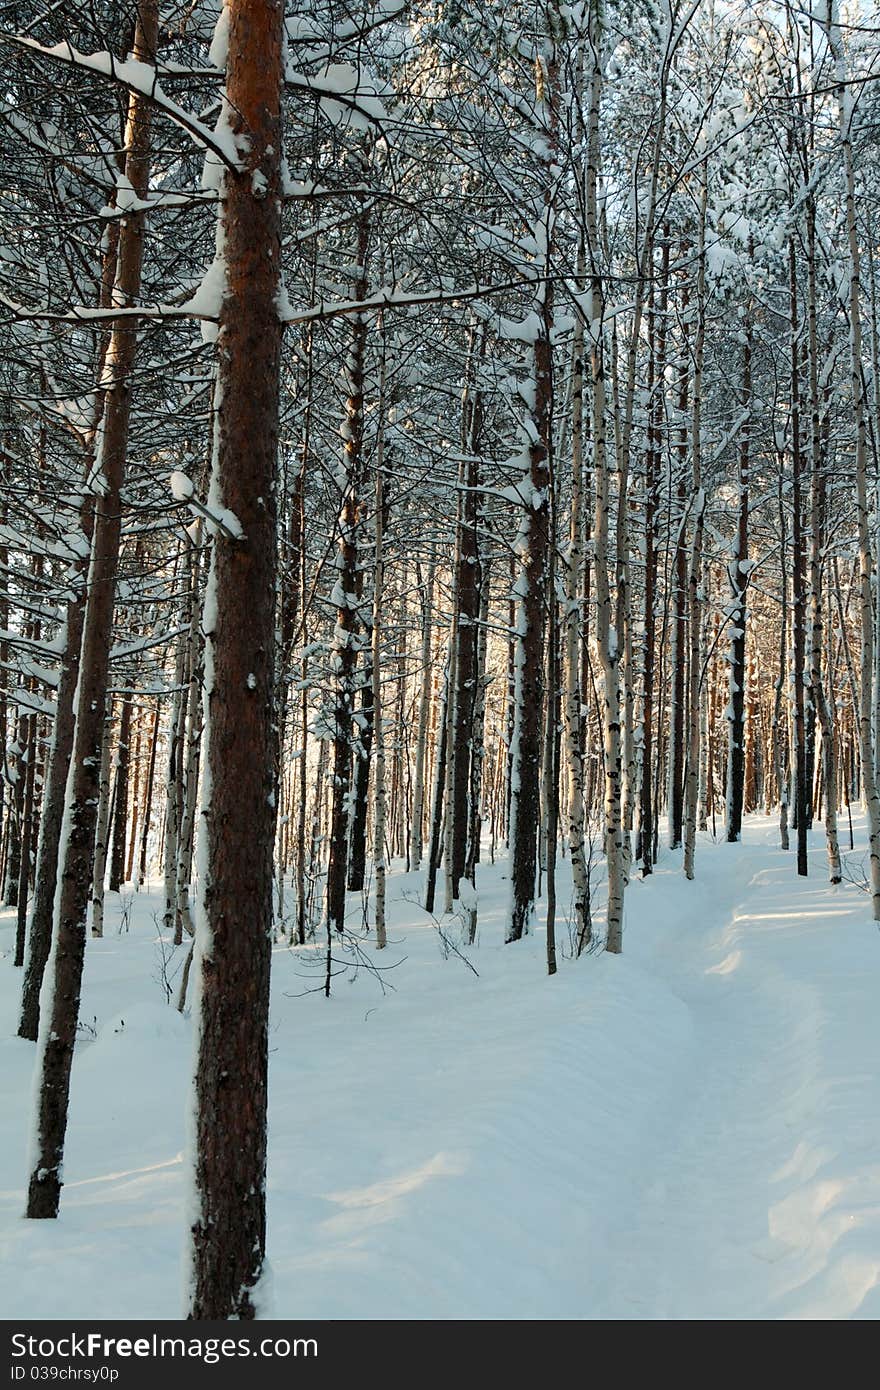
[0,814,878,1320]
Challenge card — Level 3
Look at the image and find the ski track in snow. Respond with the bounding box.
[0,815,878,1320]
[596,831,880,1319]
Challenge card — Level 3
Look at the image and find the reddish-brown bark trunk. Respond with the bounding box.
[187,0,283,1320]
[26,2,157,1218]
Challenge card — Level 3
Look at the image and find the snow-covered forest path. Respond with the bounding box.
[597,819,880,1319]
[0,816,878,1320]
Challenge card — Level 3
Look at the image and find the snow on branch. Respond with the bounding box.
[0,34,242,172]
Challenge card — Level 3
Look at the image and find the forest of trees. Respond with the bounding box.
[1,0,880,1320]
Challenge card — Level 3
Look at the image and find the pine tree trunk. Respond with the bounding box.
[90,709,114,939]
[13,713,37,967]
[683,183,707,882]
[566,247,591,942]
[325,199,370,936]
[450,348,482,902]
[3,711,27,908]
[507,345,552,942]
[164,553,191,937]
[410,557,435,871]
[26,0,157,1220]
[424,640,449,915]
[726,316,751,841]
[544,533,560,976]
[371,363,388,950]
[464,546,490,943]
[18,571,86,1039]
[175,558,204,940]
[507,38,558,943]
[667,351,688,850]
[108,695,132,891]
[124,712,144,884]
[638,239,667,876]
[137,702,160,888]
[826,5,880,914]
[442,580,459,913]
[187,0,283,1319]
[789,242,809,878]
[806,197,841,882]
[18,474,105,1035]
[774,473,790,851]
[585,26,624,952]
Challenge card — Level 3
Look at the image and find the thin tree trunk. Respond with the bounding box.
[585,22,624,952]
[806,197,841,882]
[424,639,449,915]
[124,711,144,883]
[464,545,490,943]
[450,338,482,902]
[774,472,790,851]
[108,695,132,891]
[565,244,591,939]
[26,0,157,1219]
[371,363,388,950]
[790,243,809,877]
[90,708,114,939]
[325,196,370,936]
[13,713,36,966]
[507,37,558,943]
[175,555,204,940]
[137,702,160,888]
[410,557,435,871]
[164,556,191,936]
[544,532,559,976]
[668,335,689,849]
[726,313,751,842]
[826,4,880,914]
[683,179,707,882]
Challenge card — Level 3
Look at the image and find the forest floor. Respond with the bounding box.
[0,813,878,1320]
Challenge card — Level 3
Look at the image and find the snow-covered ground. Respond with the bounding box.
[1,814,878,1320]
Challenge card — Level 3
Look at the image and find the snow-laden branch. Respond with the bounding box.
[0,33,243,171]
[0,275,546,330]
